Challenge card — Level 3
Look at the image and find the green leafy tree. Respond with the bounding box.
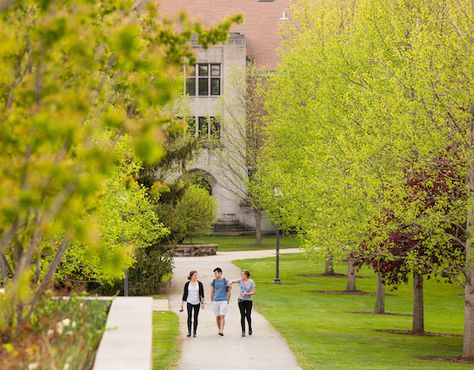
[257,0,472,355]
[356,148,466,327]
[0,0,241,336]
[54,134,170,287]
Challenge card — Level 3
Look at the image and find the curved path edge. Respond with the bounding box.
[169,248,302,370]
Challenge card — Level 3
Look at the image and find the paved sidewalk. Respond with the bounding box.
[94,297,152,370]
[169,248,302,370]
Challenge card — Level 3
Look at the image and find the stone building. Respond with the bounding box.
[158,0,291,233]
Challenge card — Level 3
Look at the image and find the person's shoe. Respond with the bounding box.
[193,332,197,337]
[186,333,191,337]
[218,332,224,336]
[241,332,246,337]
[249,328,252,336]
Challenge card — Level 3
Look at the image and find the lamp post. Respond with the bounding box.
[273,186,283,285]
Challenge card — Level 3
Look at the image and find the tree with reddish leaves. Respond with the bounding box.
[356,149,466,333]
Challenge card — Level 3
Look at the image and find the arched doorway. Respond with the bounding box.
[180,169,216,196]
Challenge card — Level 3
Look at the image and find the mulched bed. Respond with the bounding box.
[307,289,374,295]
[376,329,462,337]
[349,311,411,316]
[417,356,474,364]
[297,273,347,278]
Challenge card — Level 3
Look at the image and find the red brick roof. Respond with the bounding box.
[156,0,291,68]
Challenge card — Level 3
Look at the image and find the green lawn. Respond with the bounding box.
[183,234,300,251]
[153,311,181,370]
[233,253,469,370]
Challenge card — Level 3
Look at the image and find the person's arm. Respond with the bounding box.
[243,281,257,297]
[200,282,205,308]
[181,283,188,311]
[230,278,242,284]
[210,286,214,303]
[226,281,231,304]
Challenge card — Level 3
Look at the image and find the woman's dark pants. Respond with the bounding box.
[238,300,253,333]
[187,303,200,334]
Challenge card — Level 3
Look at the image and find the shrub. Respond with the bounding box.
[0,294,109,369]
[127,245,174,296]
[157,184,217,243]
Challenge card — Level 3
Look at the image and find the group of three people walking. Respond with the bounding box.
[180,267,256,337]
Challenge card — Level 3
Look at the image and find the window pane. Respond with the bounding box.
[198,117,208,137]
[198,64,209,76]
[211,78,220,95]
[186,78,196,96]
[187,117,196,135]
[198,78,209,95]
[186,65,196,77]
[211,64,221,76]
[210,117,220,140]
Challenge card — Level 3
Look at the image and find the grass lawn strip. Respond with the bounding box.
[183,235,300,251]
[233,253,469,370]
[153,310,181,370]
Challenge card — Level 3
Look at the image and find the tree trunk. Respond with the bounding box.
[0,253,9,286]
[254,208,262,247]
[324,252,335,275]
[464,111,474,357]
[20,240,69,330]
[374,271,385,314]
[346,256,357,291]
[412,272,424,334]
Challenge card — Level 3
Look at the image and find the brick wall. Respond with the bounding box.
[157,0,291,68]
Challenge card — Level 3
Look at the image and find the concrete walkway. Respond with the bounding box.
[169,248,302,370]
[94,297,153,370]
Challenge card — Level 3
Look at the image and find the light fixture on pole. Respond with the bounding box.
[272,186,283,285]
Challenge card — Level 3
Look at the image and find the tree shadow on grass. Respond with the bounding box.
[376,329,462,337]
[297,273,371,279]
[348,311,410,316]
[416,356,474,364]
[306,289,375,295]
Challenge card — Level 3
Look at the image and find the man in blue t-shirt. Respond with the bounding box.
[210,267,231,336]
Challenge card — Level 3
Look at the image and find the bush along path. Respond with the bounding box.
[168,249,302,370]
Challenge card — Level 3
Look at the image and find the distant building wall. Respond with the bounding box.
[157,0,291,68]
[158,1,287,232]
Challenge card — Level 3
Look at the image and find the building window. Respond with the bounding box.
[185,65,196,96]
[185,64,221,96]
[186,116,220,141]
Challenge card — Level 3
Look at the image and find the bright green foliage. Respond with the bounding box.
[256,0,472,354]
[157,183,217,243]
[55,135,169,285]
[257,0,472,257]
[0,0,241,333]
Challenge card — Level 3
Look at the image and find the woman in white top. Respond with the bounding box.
[230,270,256,337]
[181,270,205,337]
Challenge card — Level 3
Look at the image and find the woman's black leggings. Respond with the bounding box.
[238,300,253,333]
[186,303,200,334]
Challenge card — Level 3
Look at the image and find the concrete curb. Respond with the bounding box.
[93,297,153,370]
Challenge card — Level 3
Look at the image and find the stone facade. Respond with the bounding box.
[184,34,264,229]
[158,1,291,232]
